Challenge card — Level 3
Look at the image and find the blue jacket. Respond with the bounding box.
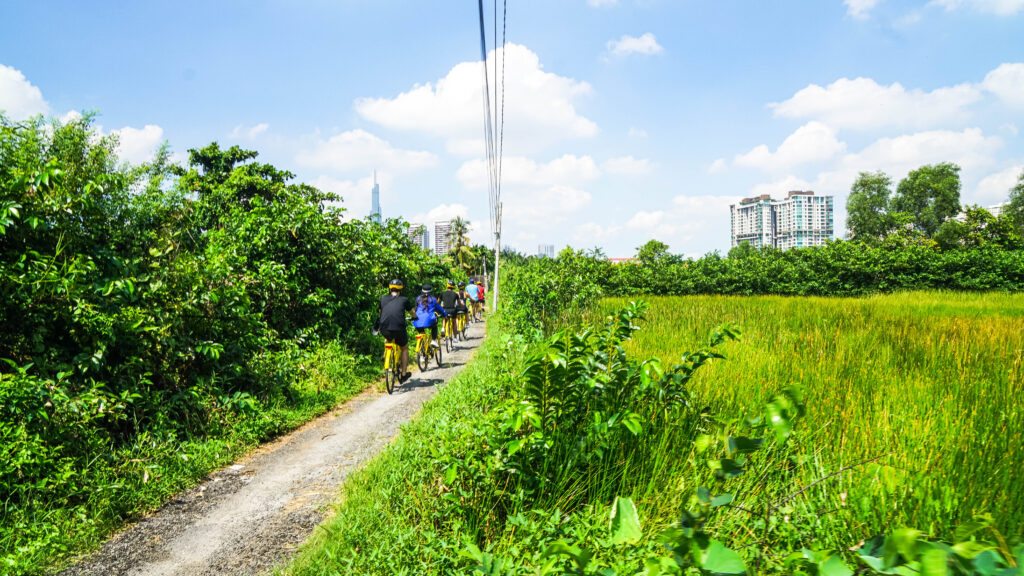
[413,295,447,328]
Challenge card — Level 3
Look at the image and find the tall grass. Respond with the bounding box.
[600,292,1024,541]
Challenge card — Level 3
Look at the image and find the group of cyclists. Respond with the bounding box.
[377,278,486,383]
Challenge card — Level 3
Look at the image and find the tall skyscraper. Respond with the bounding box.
[730,191,833,250]
[368,171,381,224]
[434,220,453,256]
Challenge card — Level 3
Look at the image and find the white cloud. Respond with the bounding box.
[628,127,648,139]
[771,77,982,130]
[983,63,1024,108]
[708,158,728,175]
[845,0,885,18]
[574,221,621,243]
[587,0,619,6]
[296,129,437,174]
[112,125,164,164]
[457,154,600,190]
[734,122,846,172]
[839,127,1001,174]
[230,123,270,139]
[0,64,49,121]
[606,33,664,57]
[970,165,1023,205]
[410,203,469,225]
[505,185,592,228]
[355,43,597,155]
[929,0,1024,14]
[602,155,654,175]
[619,194,742,250]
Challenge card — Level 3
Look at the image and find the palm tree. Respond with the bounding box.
[446,216,476,273]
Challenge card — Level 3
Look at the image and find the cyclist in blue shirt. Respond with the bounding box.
[466,280,482,321]
[413,284,448,351]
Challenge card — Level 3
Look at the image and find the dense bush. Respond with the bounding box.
[0,113,454,572]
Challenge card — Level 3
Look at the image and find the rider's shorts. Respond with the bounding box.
[382,328,408,348]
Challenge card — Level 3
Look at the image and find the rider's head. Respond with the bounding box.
[389,279,404,293]
[446,280,456,289]
[421,283,433,295]
[458,281,466,289]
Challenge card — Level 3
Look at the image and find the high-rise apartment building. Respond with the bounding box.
[537,244,555,258]
[730,191,833,250]
[434,220,453,257]
[407,223,430,250]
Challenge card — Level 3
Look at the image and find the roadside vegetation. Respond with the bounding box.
[0,113,461,574]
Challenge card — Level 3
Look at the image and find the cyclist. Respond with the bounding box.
[455,281,470,334]
[439,280,460,342]
[466,280,482,321]
[413,283,447,353]
[378,279,414,382]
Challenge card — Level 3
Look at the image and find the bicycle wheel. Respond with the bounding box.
[384,345,396,394]
[435,342,443,367]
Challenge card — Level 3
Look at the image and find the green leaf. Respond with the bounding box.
[819,554,854,576]
[710,493,733,508]
[609,496,643,545]
[697,486,711,505]
[727,436,763,456]
[695,434,712,454]
[444,465,457,485]
[700,540,746,575]
[919,548,949,576]
[715,459,744,479]
[952,541,994,559]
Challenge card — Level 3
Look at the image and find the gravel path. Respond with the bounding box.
[60,320,487,576]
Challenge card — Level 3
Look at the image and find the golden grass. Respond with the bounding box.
[601,292,1024,539]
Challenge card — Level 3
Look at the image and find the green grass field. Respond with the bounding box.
[600,292,1024,541]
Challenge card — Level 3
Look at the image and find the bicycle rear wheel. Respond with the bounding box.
[435,342,443,367]
[384,345,396,394]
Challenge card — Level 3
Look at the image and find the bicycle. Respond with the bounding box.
[415,330,443,371]
[442,315,455,352]
[472,300,483,322]
[383,338,399,394]
[458,311,468,340]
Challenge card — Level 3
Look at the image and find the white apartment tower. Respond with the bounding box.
[434,220,453,257]
[537,244,555,258]
[407,223,430,250]
[730,191,833,250]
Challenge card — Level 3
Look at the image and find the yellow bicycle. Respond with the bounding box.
[442,315,456,352]
[383,338,399,394]
[415,330,442,371]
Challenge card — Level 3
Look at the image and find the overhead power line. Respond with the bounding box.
[477,0,506,311]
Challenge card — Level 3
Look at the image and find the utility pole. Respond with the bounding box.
[492,202,501,311]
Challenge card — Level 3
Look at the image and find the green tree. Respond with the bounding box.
[728,240,757,259]
[635,239,671,265]
[846,171,894,243]
[1005,169,1024,231]
[892,163,962,237]
[446,216,476,274]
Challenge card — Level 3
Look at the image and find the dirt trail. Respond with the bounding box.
[60,320,487,576]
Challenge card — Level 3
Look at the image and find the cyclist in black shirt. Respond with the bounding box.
[378,279,414,382]
[439,281,460,342]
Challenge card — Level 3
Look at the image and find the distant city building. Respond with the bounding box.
[368,171,381,224]
[537,244,555,258]
[434,220,453,256]
[407,223,430,250]
[730,190,833,250]
[988,202,1008,217]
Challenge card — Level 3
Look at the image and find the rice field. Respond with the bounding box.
[600,292,1024,540]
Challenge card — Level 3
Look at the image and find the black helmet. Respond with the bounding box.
[421,283,433,294]
[446,280,456,289]
[389,279,404,291]
[458,281,466,288]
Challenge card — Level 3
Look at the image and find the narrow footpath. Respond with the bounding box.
[60,319,487,576]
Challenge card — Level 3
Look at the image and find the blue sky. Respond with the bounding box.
[2,0,1023,257]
